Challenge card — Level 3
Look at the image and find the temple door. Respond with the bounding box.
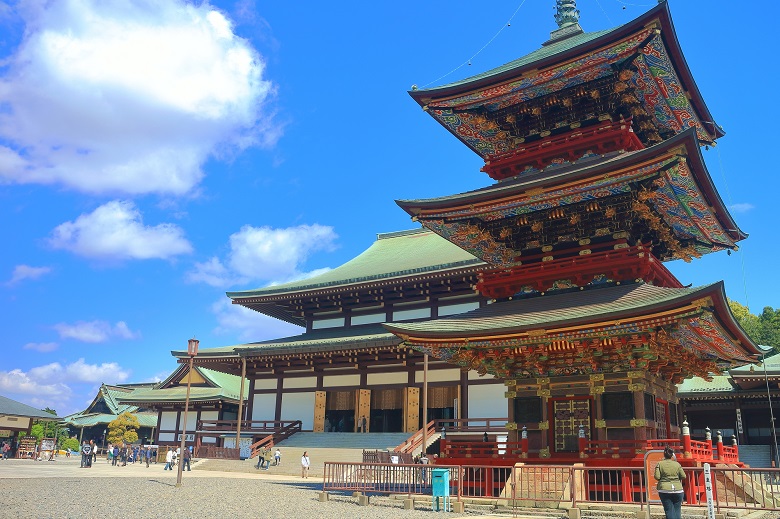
[355,389,371,432]
[551,398,591,454]
[404,387,420,433]
[313,391,326,433]
[655,400,669,439]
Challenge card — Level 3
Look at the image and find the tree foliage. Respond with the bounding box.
[61,437,80,452]
[107,412,140,445]
[729,300,780,352]
[28,408,69,444]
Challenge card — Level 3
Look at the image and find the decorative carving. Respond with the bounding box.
[630,419,649,427]
[537,378,551,385]
[538,421,550,430]
[594,419,606,429]
[590,386,605,395]
[504,379,517,387]
[537,389,551,398]
[589,374,604,382]
[505,391,517,399]
[627,371,644,379]
[628,383,645,392]
[505,422,518,430]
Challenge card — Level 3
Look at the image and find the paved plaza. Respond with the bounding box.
[0,457,471,519]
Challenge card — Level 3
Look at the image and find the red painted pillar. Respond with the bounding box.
[521,426,529,459]
[716,431,724,461]
[705,427,713,461]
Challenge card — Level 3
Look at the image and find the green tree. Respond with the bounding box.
[28,408,69,444]
[61,437,80,452]
[107,412,140,445]
[729,300,780,352]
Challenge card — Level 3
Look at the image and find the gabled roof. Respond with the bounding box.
[64,412,159,429]
[117,366,248,406]
[0,395,60,421]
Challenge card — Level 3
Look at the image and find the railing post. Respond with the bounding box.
[521,425,529,459]
[731,434,739,461]
[682,420,692,459]
[716,430,723,461]
[705,427,712,460]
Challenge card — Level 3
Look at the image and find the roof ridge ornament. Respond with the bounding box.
[544,0,584,46]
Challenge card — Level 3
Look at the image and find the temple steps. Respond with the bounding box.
[275,432,413,450]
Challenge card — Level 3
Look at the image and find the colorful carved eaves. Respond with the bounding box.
[384,282,760,383]
[410,3,719,165]
[397,130,744,267]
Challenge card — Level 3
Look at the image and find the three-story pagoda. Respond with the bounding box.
[385,0,761,462]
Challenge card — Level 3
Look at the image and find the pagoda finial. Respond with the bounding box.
[544,0,583,46]
[554,0,580,28]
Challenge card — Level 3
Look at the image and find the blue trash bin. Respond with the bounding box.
[431,468,450,511]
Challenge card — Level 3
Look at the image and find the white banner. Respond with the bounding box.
[176,433,194,442]
[703,463,715,519]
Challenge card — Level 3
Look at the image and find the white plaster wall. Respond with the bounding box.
[352,313,386,325]
[251,393,277,421]
[200,410,219,422]
[393,308,431,321]
[323,374,360,387]
[281,392,316,430]
[184,412,197,431]
[367,372,407,386]
[0,416,30,429]
[202,436,217,444]
[438,302,480,316]
[284,376,317,389]
[415,368,461,384]
[254,378,278,390]
[468,384,508,420]
[158,432,175,442]
[312,317,345,329]
[160,411,177,430]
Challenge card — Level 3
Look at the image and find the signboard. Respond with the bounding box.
[176,433,195,442]
[17,436,37,458]
[0,430,12,437]
[703,463,716,519]
[40,438,56,452]
[644,449,666,503]
[736,409,744,434]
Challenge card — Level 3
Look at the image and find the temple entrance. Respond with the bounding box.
[325,391,355,432]
[370,389,403,432]
[550,397,592,454]
[654,399,669,439]
[423,386,457,428]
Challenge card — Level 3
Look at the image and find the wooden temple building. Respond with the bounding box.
[382,0,762,466]
[157,0,768,470]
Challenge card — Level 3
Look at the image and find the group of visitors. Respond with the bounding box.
[163,447,191,471]
[255,447,282,470]
[79,440,94,468]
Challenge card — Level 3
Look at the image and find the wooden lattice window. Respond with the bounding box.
[552,398,591,453]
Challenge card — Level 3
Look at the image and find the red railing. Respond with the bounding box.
[322,461,780,512]
[393,420,436,454]
[434,418,508,433]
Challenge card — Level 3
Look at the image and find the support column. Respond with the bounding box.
[356,389,371,433]
[404,387,420,433]
[313,391,326,432]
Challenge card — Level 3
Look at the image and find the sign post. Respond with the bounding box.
[644,449,665,519]
[703,463,715,519]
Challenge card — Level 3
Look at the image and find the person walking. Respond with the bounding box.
[145,446,151,468]
[112,445,119,466]
[274,448,281,466]
[300,451,310,478]
[164,448,174,470]
[1,442,9,460]
[182,446,191,471]
[654,447,686,519]
[90,440,97,465]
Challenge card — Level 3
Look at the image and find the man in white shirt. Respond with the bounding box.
[164,448,174,470]
[300,451,310,478]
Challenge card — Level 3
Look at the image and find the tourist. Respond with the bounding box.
[182,446,191,471]
[1,442,9,460]
[121,444,128,466]
[145,446,151,468]
[654,447,686,519]
[256,448,269,470]
[90,439,97,465]
[112,445,119,466]
[132,445,139,464]
[164,448,174,470]
[274,448,281,466]
[80,441,92,468]
[300,451,310,478]
[360,416,367,433]
[106,443,112,463]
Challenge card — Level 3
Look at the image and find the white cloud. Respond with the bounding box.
[187,224,337,287]
[6,264,52,285]
[48,200,192,260]
[53,319,140,343]
[0,0,276,195]
[211,297,302,342]
[0,369,71,397]
[728,203,755,213]
[23,342,59,353]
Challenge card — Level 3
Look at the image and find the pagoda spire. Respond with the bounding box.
[554,0,580,28]
[545,0,584,46]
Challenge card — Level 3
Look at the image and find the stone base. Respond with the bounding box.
[403,499,414,510]
[451,501,465,513]
[318,492,329,502]
[358,495,370,506]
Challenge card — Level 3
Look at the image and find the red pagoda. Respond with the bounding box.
[384,0,761,467]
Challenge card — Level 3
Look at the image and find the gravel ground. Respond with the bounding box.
[0,476,466,519]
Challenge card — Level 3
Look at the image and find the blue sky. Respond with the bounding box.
[0,0,776,416]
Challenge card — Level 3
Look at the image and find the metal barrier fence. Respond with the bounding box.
[322,461,780,513]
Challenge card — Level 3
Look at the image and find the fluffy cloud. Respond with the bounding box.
[0,369,71,396]
[187,224,337,287]
[53,320,139,343]
[6,265,52,285]
[0,0,276,195]
[211,297,302,342]
[28,359,130,384]
[23,342,59,353]
[48,200,192,260]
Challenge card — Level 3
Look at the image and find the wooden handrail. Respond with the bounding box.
[394,420,436,454]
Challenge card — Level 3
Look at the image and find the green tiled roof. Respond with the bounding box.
[0,395,60,420]
[731,350,780,376]
[117,367,247,404]
[385,282,709,337]
[65,412,158,428]
[418,27,616,93]
[174,324,400,359]
[227,228,483,299]
[677,376,734,394]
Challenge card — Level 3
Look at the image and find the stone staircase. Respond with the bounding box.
[195,432,413,478]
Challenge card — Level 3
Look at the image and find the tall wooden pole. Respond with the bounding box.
[422,354,428,456]
[176,338,198,488]
[235,357,246,457]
